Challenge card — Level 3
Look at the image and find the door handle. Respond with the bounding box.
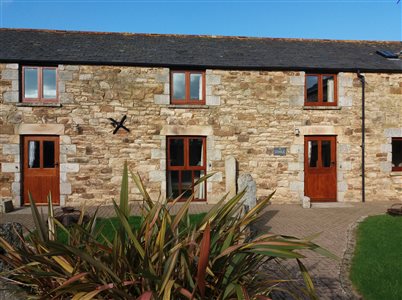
[55,162,59,167]
[331,162,336,166]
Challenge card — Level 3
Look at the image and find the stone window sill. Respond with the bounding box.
[167,104,210,109]
[16,102,62,108]
[390,171,402,177]
[303,106,341,110]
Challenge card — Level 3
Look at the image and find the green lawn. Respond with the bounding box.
[350,214,402,300]
[57,213,206,243]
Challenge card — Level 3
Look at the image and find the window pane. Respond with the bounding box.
[190,73,202,100]
[173,73,185,100]
[322,141,331,167]
[308,140,318,167]
[28,141,40,168]
[194,170,206,200]
[323,76,335,103]
[189,138,204,166]
[24,68,38,98]
[392,139,402,169]
[167,171,180,199]
[306,76,319,102]
[169,139,184,166]
[43,69,57,99]
[182,171,193,198]
[43,141,55,168]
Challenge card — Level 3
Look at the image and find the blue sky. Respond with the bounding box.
[0,0,401,41]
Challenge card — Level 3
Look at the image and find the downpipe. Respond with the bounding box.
[357,70,365,203]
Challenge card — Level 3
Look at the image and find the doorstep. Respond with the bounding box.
[311,202,354,208]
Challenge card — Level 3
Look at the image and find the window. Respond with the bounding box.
[171,70,205,104]
[167,136,206,201]
[22,66,58,102]
[305,74,337,106]
[392,138,402,171]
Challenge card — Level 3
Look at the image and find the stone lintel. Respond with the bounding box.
[300,126,338,136]
[160,125,213,136]
[16,124,65,135]
[384,128,402,138]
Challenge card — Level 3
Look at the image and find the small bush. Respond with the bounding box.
[0,163,335,299]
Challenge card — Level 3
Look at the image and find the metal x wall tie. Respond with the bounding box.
[108,115,130,134]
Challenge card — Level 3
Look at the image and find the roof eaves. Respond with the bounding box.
[1,58,401,73]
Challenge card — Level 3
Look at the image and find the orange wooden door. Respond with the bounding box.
[304,136,337,202]
[23,136,60,205]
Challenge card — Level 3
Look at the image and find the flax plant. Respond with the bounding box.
[0,162,336,299]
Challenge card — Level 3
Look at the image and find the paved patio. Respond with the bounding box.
[256,202,395,299]
[0,201,395,299]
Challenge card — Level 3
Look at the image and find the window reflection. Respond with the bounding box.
[169,139,184,166]
[167,171,180,199]
[189,138,203,166]
[194,170,206,199]
[28,141,40,168]
[24,68,39,98]
[182,171,193,198]
[308,140,318,167]
[306,75,318,102]
[323,76,335,103]
[43,141,55,168]
[322,141,331,167]
[173,73,185,100]
[43,69,57,98]
[190,74,202,100]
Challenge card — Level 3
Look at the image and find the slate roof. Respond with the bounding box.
[0,28,401,72]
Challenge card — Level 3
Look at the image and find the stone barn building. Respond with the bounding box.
[0,29,401,207]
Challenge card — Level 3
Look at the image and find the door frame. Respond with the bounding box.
[22,135,60,205]
[304,135,337,202]
[166,136,207,202]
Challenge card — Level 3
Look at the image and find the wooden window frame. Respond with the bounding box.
[392,137,402,172]
[166,136,207,201]
[22,66,58,103]
[170,70,206,105]
[304,74,338,106]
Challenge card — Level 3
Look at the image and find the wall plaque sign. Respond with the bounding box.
[274,147,287,156]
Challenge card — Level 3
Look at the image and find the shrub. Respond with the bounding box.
[0,163,335,299]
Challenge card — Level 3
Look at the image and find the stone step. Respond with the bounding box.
[311,202,354,208]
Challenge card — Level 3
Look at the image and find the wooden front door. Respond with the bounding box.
[23,136,60,205]
[304,136,337,202]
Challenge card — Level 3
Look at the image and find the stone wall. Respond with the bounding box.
[1,64,19,205]
[1,63,401,206]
